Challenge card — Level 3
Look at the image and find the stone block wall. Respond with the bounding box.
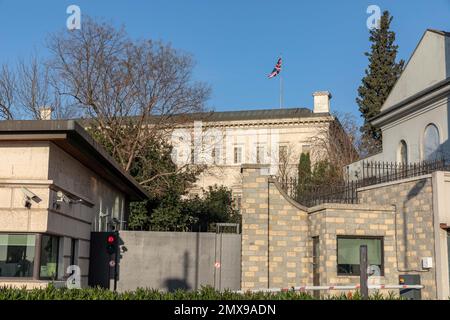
[241,164,439,298]
[308,204,397,294]
[241,164,399,294]
[241,164,310,290]
[358,176,437,299]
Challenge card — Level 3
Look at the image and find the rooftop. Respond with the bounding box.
[0,120,149,201]
[184,107,330,122]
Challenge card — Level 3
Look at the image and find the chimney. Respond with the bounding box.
[313,91,332,113]
[39,107,52,120]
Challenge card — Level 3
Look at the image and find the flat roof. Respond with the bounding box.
[172,107,330,122]
[0,120,149,201]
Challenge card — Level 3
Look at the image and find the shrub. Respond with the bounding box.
[0,285,401,300]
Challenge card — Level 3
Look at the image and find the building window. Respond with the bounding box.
[234,146,242,164]
[279,145,288,163]
[190,147,195,164]
[233,194,242,213]
[212,147,221,164]
[398,140,408,164]
[256,146,265,164]
[70,238,78,267]
[0,234,35,278]
[424,124,440,161]
[40,235,59,279]
[337,236,383,276]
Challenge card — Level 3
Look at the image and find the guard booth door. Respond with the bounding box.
[88,232,118,289]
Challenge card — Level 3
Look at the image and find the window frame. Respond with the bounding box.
[423,123,441,161]
[336,235,384,277]
[39,234,60,280]
[233,146,243,164]
[256,145,266,164]
[397,140,408,164]
[0,233,37,280]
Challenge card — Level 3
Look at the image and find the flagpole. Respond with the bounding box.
[279,54,283,109]
[279,73,283,109]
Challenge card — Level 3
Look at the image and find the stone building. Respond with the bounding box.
[170,91,338,206]
[0,120,148,288]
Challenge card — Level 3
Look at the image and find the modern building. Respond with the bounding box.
[170,91,338,206]
[0,120,148,288]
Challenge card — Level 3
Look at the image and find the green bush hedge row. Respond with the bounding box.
[0,285,401,300]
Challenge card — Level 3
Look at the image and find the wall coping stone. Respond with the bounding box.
[357,174,432,192]
[307,203,395,214]
[268,178,308,212]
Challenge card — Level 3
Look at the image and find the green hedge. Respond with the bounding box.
[0,285,401,300]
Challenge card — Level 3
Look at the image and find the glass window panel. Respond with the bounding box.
[337,237,383,275]
[0,234,35,278]
[424,124,440,160]
[40,235,59,279]
[399,141,408,164]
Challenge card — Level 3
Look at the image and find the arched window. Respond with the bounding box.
[398,140,408,164]
[424,124,440,160]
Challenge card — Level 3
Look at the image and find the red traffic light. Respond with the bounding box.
[107,235,115,244]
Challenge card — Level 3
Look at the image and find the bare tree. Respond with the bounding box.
[0,56,75,120]
[310,112,360,181]
[47,18,210,187]
[277,143,297,185]
[0,65,15,120]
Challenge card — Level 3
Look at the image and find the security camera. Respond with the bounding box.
[99,211,110,218]
[21,187,40,202]
[56,191,71,204]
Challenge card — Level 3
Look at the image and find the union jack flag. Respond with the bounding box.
[268,57,282,78]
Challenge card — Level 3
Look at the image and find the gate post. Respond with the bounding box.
[359,245,369,299]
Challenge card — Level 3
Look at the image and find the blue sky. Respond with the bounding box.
[0,0,449,122]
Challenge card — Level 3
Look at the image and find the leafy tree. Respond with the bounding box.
[146,185,239,232]
[183,185,240,232]
[356,11,404,154]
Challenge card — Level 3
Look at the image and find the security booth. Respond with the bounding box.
[0,120,148,288]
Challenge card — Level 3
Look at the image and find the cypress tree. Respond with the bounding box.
[297,152,312,196]
[357,11,404,154]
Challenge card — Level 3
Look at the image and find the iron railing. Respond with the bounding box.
[279,158,450,207]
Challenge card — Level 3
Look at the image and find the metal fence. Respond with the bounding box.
[279,158,449,207]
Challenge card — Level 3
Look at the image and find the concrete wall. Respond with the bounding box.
[116,231,241,292]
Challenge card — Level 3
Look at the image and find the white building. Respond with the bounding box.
[170,91,338,205]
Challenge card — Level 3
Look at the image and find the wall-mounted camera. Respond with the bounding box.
[21,187,42,209]
[56,190,83,205]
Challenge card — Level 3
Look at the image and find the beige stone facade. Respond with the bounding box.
[170,92,336,203]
